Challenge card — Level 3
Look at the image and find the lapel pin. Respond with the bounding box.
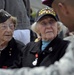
[49,47,53,51]
[32,53,38,66]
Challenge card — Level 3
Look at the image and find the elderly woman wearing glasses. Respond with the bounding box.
[0,9,25,69]
[22,7,70,68]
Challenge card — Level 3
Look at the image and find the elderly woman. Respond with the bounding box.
[22,7,70,68]
[0,9,25,68]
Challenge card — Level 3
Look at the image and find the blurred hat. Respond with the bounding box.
[42,0,54,7]
[36,7,57,22]
[0,9,11,23]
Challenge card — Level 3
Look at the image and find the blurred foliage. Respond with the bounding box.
[31,11,36,18]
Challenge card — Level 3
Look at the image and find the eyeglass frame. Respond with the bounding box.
[0,23,15,30]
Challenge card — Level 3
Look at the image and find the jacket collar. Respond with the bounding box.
[44,36,62,53]
[30,36,62,54]
[29,40,42,54]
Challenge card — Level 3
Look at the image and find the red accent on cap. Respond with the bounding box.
[42,0,54,7]
[42,0,50,6]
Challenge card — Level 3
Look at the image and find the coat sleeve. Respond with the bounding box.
[0,43,74,75]
[0,0,5,9]
[23,0,30,17]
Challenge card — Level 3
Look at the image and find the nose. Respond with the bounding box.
[46,23,52,27]
[6,26,12,31]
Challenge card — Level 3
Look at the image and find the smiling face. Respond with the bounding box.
[0,18,15,43]
[37,15,58,41]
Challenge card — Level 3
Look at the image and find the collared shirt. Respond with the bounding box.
[42,40,51,51]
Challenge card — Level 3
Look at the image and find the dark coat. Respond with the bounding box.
[0,38,25,69]
[22,36,70,68]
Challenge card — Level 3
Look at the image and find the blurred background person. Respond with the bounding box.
[30,8,35,25]
[22,7,69,68]
[0,9,25,69]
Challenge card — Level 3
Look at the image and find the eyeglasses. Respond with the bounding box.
[0,23,15,30]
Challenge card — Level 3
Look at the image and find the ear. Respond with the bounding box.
[58,3,69,16]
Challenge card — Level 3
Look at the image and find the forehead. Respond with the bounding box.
[38,15,56,22]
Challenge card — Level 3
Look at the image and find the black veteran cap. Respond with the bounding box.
[0,9,11,23]
[36,7,57,22]
[42,0,54,7]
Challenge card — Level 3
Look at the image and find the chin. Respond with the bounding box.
[5,38,12,42]
[45,37,54,41]
[47,35,55,39]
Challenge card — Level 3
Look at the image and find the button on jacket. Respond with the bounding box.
[0,38,25,68]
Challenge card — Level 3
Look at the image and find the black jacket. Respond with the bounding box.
[0,38,25,69]
[22,36,70,68]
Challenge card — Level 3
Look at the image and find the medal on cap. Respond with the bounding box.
[32,53,38,66]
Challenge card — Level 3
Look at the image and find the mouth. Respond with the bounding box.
[46,31,53,33]
[5,35,11,36]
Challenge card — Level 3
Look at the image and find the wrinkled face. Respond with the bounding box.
[0,18,15,42]
[37,16,58,41]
